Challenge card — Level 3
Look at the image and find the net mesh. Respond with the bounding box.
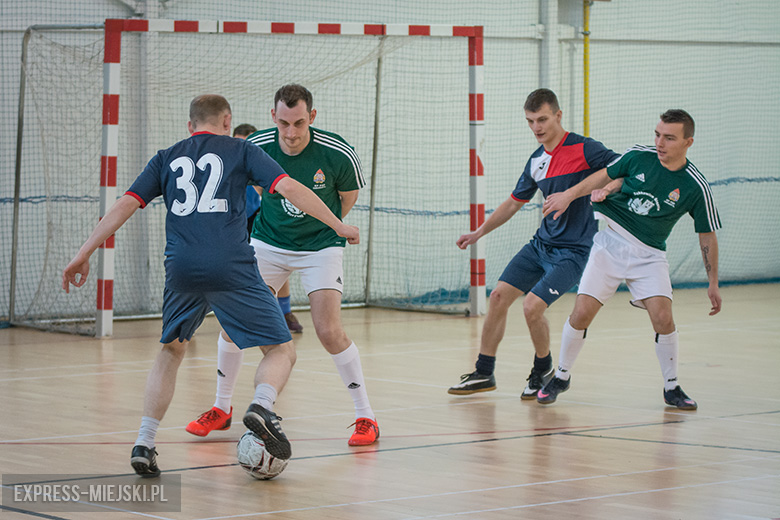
[7,7,780,335]
[12,30,104,334]
[12,28,475,334]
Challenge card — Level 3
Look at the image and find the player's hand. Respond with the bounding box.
[542,192,573,220]
[707,285,722,316]
[591,188,610,203]
[456,232,478,249]
[338,224,360,245]
[62,257,90,293]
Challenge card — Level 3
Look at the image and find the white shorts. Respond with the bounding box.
[577,226,673,309]
[250,239,344,295]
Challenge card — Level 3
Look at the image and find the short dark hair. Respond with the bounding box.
[233,123,257,138]
[274,84,313,112]
[660,109,695,138]
[190,94,231,126]
[524,88,560,113]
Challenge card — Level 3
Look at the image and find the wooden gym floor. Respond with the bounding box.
[1,283,779,519]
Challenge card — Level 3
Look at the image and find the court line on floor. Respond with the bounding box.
[0,390,715,443]
[5,419,778,520]
[0,486,176,520]
[190,458,780,520]
[7,412,776,467]
[398,473,780,519]
[2,394,777,444]
[0,504,72,520]
[565,431,780,454]
[0,418,673,445]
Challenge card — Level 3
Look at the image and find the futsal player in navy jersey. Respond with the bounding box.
[62,94,358,477]
[448,88,620,399]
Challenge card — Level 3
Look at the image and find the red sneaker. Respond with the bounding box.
[185,406,232,437]
[348,417,380,446]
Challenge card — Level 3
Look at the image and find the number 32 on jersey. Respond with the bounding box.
[170,153,228,216]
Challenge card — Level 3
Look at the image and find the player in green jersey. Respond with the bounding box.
[187,85,379,446]
[539,109,721,409]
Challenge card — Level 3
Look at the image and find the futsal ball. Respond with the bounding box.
[236,430,289,480]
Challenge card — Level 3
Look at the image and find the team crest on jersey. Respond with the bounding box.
[281,198,305,218]
[313,169,326,190]
[664,188,680,208]
[627,191,660,216]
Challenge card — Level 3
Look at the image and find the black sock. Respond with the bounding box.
[534,353,552,372]
[475,354,496,375]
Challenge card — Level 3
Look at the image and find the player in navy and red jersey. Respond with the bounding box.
[62,94,358,477]
[448,88,620,399]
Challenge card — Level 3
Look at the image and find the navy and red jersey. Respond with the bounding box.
[512,132,619,253]
[127,132,287,292]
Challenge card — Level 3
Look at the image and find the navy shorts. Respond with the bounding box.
[499,237,590,306]
[160,282,292,349]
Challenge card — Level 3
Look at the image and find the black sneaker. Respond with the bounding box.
[130,445,160,478]
[664,385,698,410]
[447,370,496,395]
[285,312,303,333]
[243,404,292,460]
[521,366,554,400]
[536,376,570,405]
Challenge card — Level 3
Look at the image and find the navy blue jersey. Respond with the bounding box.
[127,131,288,292]
[512,132,619,253]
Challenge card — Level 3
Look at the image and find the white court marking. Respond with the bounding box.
[191,456,780,520]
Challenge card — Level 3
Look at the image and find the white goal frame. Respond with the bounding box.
[96,18,486,337]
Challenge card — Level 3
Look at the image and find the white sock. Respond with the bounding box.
[251,383,278,412]
[655,331,680,391]
[331,343,374,420]
[134,416,160,448]
[556,318,587,381]
[214,334,244,413]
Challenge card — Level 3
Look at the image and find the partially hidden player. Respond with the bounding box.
[62,94,359,476]
[233,123,303,334]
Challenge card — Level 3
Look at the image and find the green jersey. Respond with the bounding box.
[247,127,365,251]
[595,145,721,251]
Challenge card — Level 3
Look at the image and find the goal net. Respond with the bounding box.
[10,21,482,335]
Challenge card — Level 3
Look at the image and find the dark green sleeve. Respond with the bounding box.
[606,150,634,180]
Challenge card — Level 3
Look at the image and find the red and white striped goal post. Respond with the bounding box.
[97,19,485,336]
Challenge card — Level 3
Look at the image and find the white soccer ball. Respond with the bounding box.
[236,430,289,480]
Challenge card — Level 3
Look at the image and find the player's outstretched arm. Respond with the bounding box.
[698,231,721,315]
[275,177,359,244]
[457,196,524,250]
[543,168,611,220]
[62,195,141,292]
